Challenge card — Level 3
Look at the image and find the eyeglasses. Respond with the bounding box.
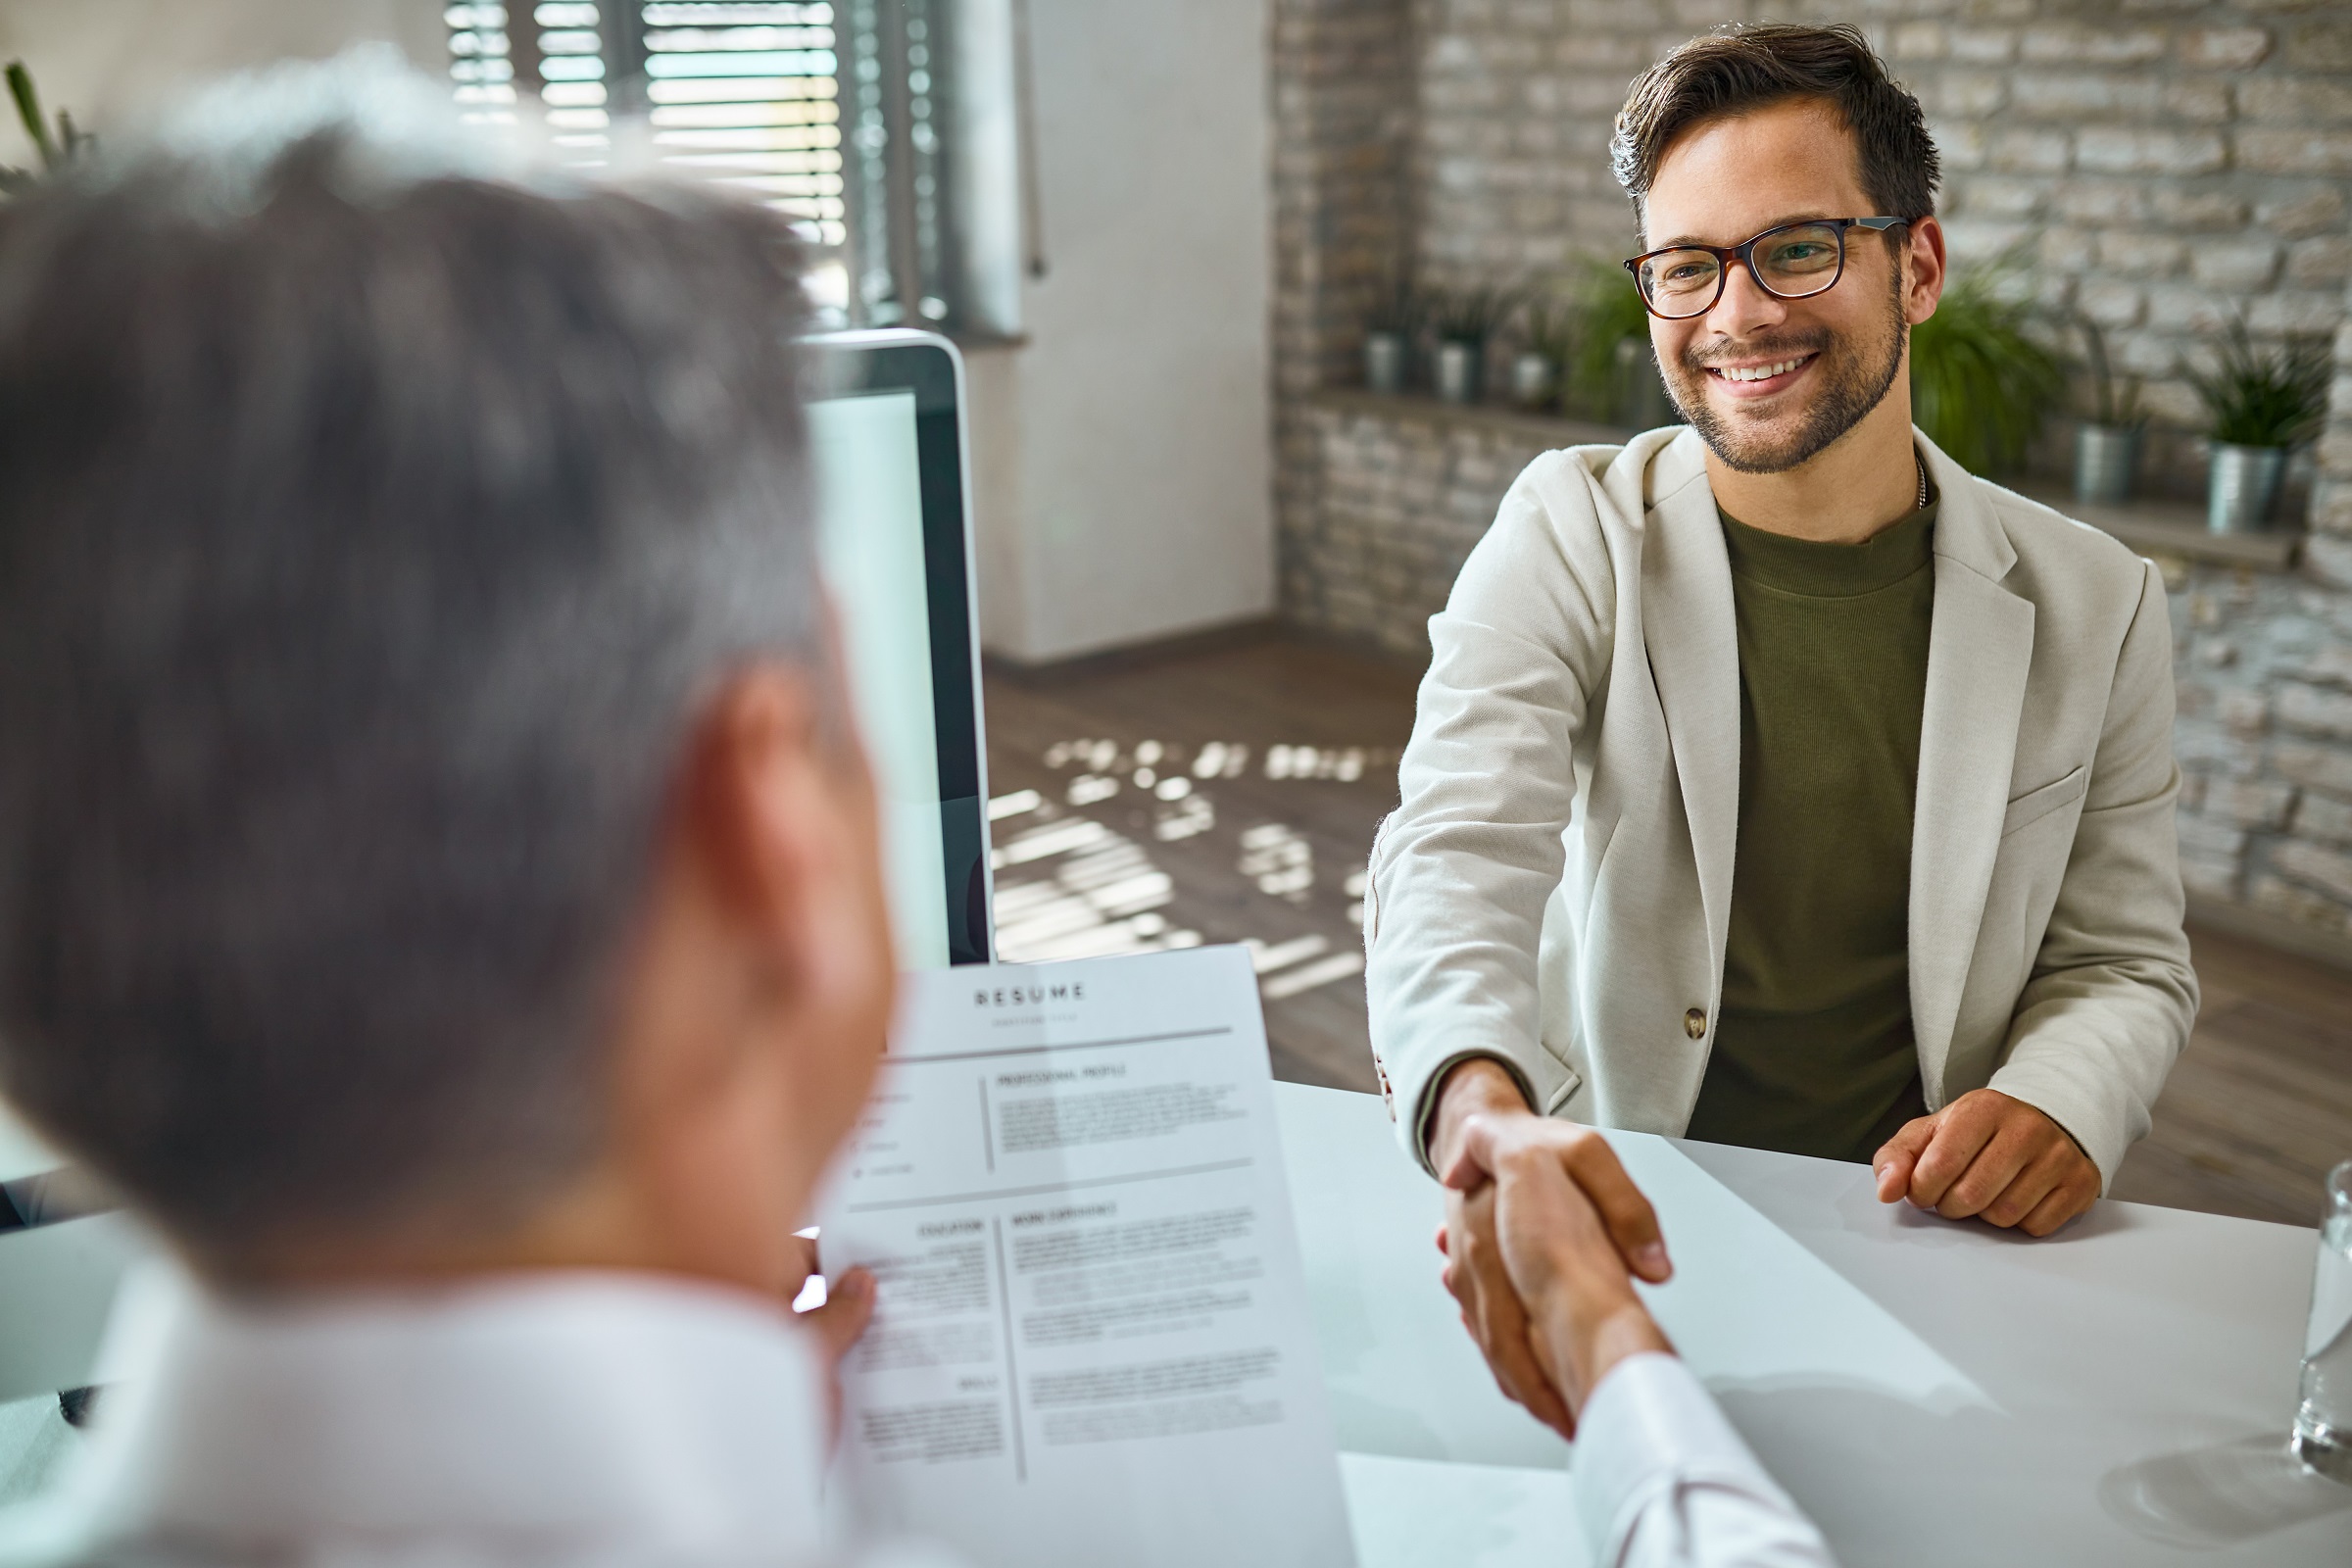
[1623,218,1911,320]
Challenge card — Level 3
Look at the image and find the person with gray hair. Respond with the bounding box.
[0,70,938,1566]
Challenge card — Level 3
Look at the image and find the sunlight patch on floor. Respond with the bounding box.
[991,810,1198,964]
[983,737,1391,1004]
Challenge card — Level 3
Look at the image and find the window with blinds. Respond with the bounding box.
[445,4,846,288]
[446,1,1020,334]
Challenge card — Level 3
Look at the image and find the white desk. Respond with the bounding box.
[1276,1081,2352,1566]
[4,1085,2349,1563]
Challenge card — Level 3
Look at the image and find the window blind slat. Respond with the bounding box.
[451,1,870,319]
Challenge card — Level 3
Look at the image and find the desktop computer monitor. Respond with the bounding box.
[804,330,995,968]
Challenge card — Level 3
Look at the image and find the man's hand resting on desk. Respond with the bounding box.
[1871,1088,2099,1237]
[1427,1058,1673,1438]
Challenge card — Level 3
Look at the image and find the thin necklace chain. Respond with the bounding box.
[1915,454,1930,512]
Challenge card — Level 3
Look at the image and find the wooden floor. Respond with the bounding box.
[984,631,1411,1093]
[2106,923,2352,1226]
[983,628,2352,1229]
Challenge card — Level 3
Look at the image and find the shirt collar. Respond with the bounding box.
[56,1268,834,1561]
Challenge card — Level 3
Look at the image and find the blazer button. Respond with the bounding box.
[1683,1007,1707,1040]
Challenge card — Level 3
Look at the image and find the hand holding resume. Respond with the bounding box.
[815,946,1356,1568]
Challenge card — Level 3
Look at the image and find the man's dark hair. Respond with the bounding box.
[0,86,822,1261]
[1611,24,1940,225]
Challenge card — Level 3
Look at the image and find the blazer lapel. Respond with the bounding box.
[1638,430,1741,989]
[1908,432,2034,1097]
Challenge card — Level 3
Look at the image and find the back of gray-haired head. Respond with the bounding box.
[0,60,821,1261]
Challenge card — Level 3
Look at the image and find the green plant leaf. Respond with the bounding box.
[1521,294,1581,363]
[1909,263,2065,474]
[1427,284,1521,345]
[2066,311,2145,429]
[1569,260,1651,416]
[6,62,56,172]
[2183,316,2330,448]
[1364,273,1423,336]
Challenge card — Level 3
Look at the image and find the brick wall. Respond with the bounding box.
[2170,284,2352,947]
[1269,0,2352,949]
[1411,0,2351,497]
[1272,0,1420,624]
[1285,395,1580,656]
[1272,0,1417,403]
[2170,565,2352,937]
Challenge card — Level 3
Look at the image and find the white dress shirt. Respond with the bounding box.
[0,1271,1827,1567]
[1,1269,955,1567]
[1575,1353,1835,1568]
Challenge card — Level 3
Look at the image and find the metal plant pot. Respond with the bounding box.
[2074,423,2142,508]
[1510,351,1556,410]
[2208,441,2288,535]
[1436,340,1484,405]
[1363,331,1404,395]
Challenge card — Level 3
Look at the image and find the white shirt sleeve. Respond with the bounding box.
[1570,1353,1836,1568]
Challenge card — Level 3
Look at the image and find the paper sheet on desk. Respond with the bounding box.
[814,947,1357,1568]
[1341,1453,1584,1568]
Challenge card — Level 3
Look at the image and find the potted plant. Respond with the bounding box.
[2069,313,2146,507]
[1566,261,1670,429]
[1512,294,1578,412]
[1428,285,1517,405]
[1,60,93,192]
[1908,261,2064,476]
[1361,275,1420,396]
[2185,317,2330,535]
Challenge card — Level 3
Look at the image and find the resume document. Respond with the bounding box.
[815,947,1356,1568]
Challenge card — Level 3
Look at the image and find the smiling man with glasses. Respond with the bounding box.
[1362,24,2197,1481]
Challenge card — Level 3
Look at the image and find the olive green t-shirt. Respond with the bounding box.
[1681,497,1938,1163]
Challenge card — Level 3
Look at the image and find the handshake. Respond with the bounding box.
[1430,1056,2103,1436]
[1430,1063,1678,1437]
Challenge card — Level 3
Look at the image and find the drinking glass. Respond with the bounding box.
[2295,1159,2352,1483]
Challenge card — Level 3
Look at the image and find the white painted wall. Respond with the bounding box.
[0,1,446,167]
[967,0,1273,663]
[0,0,1273,666]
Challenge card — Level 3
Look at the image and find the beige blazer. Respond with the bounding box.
[1363,425,2196,1189]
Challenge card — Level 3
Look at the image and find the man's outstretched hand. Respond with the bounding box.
[1440,1103,1676,1429]
[1872,1088,2099,1237]
[1426,1058,1672,1439]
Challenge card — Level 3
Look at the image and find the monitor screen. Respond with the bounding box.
[805,333,992,968]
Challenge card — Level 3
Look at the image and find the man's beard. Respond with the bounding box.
[1661,264,1907,475]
